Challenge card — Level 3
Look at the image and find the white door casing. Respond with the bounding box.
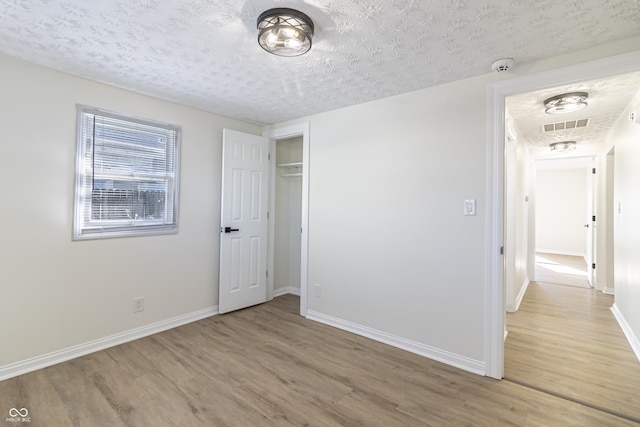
[487,50,640,380]
[585,159,595,287]
[264,122,310,317]
[219,129,270,314]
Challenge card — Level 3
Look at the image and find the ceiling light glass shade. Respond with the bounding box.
[549,141,577,152]
[543,92,588,114]
[257,8,314,57]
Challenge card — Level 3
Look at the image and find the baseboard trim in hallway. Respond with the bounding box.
[504,376,640,425]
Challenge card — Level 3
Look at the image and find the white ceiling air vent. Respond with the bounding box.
[543,118,590,132]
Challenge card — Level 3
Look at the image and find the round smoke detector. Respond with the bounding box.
[491,58,514,73]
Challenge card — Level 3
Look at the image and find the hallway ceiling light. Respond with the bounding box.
[257,8,314,57]
[549,141,577,152]
[543,92,589,114]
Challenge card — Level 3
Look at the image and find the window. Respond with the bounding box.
[74,106,180,239]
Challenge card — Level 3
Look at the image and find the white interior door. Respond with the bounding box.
[219,129,269,314]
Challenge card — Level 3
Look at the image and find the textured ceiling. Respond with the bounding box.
[507,72,640,159]
[1,0,639,127]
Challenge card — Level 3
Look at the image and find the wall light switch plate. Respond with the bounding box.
[464,199,476,216]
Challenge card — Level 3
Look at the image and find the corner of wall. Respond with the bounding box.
[0,306,218,381]
[306,311,485,376]
[507,278,530,313]
[611,303,640,363]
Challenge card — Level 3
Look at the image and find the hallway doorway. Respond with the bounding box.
[485,49,640,380]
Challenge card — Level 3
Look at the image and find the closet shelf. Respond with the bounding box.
[277,162,302,177]
[276,162,303,168]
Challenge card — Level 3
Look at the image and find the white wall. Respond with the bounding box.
[505,121,534,312]
[535,167,588,256]
[601,149,616,292]
[608,86,640,357]
[274,38,640,374]
[0,54,260,369]
[300,75,496,365]
[504,134,518,312]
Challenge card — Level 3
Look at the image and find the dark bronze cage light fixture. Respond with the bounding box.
[257,8,314,57]
[543,92,588,114]
[549,141,577,152]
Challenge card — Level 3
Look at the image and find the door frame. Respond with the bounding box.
[603,148,616,295]
[586,156,596,287]
[486,49,640,379]
[264,122,310,317]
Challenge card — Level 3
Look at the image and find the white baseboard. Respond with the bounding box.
[306,310,485,376]
[0,306,218,381]
[273,286,300,297]
[611,303,640,363]
[514,277,530,312]
[506,277,529,313]
[603,287,615,295]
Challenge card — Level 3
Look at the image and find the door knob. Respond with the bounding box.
[584,224,590,228]
[223,226,239,233]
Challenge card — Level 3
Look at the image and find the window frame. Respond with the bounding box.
[73,105,181,240]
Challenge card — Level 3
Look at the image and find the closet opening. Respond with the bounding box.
[272,136,303,298]
[265,122,309,317]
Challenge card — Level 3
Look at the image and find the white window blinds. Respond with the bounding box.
[74,106,180,239]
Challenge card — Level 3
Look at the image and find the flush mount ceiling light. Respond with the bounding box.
[543,92,589,114]
[549,141,577,152]
[257,8,314,57]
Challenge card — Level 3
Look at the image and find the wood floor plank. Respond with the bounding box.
[2,293,639,426]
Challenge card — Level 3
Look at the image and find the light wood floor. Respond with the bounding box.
[505,254,640,423]
[2,295,639,426]
[534,252,591,288]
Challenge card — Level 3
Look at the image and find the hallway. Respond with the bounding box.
[505,254,640,423]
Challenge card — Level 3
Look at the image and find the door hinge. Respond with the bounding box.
[592,215,596,222]
[592,263,596,270]
[267,211,269,219]
[266,270,268,278]
[592,167,596,174]
[268,153,271,160]
[500,246,504,255]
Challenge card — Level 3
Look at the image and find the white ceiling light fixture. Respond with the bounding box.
[257,8,314,57]
[543,92,589,114]
[549,141,577,152]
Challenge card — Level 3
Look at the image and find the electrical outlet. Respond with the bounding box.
[313,284,321,297]
[133,297,145,313]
